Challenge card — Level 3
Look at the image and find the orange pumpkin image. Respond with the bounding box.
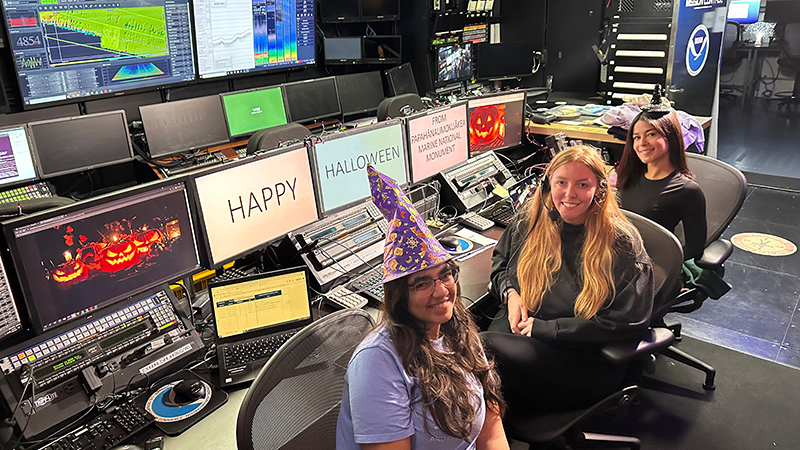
[53,260,88,284]
[469,104,506,147]
[134,228,164,254]
[98,240,140,272]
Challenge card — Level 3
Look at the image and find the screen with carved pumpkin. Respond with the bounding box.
[4,180,200,332]
[467,91,526,154]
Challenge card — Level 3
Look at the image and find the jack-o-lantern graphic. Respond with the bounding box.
[469,104,506,151]
[53,259,88,285]
[98,239,140,273]
[134,228,165,255]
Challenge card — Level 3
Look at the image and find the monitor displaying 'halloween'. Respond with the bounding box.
[311,121,407,215]
[6,181,200,331]
[467,91,525,153]
[192,144,318,267]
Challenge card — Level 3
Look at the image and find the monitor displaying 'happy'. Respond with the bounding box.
[191,144,318,267]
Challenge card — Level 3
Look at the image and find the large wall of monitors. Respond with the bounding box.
[405,102,469,184]
[310,120,408,215]
[193,0,316,79]
[1,0,196,108]
[336,71,385,117]
[140,95,230,159]
[467,91,526,154]
[189,144,318,268]
[27,110,134,178]
[2,179,201,332]
[282,77,341,123]
[221,86,288,139]
[0,126,37,188]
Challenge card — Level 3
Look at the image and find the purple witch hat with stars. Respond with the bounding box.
[367,165,450,283]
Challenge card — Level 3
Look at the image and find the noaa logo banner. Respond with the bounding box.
[685,24,709,77]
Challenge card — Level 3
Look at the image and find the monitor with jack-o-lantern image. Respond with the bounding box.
[467,91,526,154]
[2,179,201,333]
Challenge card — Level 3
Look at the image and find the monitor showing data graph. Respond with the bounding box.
[0,0,197,108]
[193,0,316,79]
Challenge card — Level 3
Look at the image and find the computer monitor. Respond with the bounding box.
[437,43,472,84]
[0,126,37,188]
[140,96,230,159]
[310,120,408,215]
[2,179,201,332]
[220,86,288,140]
[385,63,419,96]
[476,42,536,80]
[324,37,363,64]
[0,255,24,342]
[1,0,196,108]
[283,77,341,123]
[360,0,400,21]
[763,0,800,24]
[363,36,402,64]
[318,0,360,23]
[336,71,385,116]
[193,0,316,79]
[467,91,526,153]
[728,0,761,24]
[405,102,469,184]
[189,144,319,268]
[28,110,134,178]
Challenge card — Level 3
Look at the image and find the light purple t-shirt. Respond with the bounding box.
[336,326,486,450]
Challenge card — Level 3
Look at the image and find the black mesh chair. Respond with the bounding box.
[777,23,800,110]
[668,154,748,328]
[376,93,424,121]
[236,308,375,450]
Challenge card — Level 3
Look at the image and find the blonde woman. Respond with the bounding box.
[487,145,654,412]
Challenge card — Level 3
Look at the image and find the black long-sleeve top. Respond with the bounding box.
[618,171,707,260]
[490,219,654,346]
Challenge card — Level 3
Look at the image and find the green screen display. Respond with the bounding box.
[222,87,288,138]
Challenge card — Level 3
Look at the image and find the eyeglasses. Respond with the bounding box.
[407,268,459,295]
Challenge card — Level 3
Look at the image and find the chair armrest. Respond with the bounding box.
[695,239,733,269]
[601,328,675,364]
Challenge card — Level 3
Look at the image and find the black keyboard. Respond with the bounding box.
[210,267,252,284]
[348,271,384,302]
[222,329,299,367]
[488,205,515,228]
[41,399,153,450]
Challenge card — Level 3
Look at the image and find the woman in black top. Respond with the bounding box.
[487,145,654,412]
[616,109,707,260]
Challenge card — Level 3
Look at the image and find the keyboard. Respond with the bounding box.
[325,285,368,309]
[163,153,224,176]
[487,205,515,228]
[347,271,385,302]
[222,329,299,367]
[42,399,153,450]
[0,182,52,204]
[210,267,252,284]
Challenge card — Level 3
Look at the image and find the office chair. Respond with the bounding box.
[236,308,375,450]
[245,122,310,155]
[669,154,747,324]
[376,93,424,121]
[777,23,800,109]
[719,21,744,101]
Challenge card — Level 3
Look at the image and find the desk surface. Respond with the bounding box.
[161,226,503,449]
[525,115,712,145]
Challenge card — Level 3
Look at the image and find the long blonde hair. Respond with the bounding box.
[517,145,637,319]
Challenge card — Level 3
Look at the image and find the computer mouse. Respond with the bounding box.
[167,379,205,405]
[439,236,460,250]
[109,445,143,450]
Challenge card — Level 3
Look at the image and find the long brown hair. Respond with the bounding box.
[380,260,505,441]
[517,145,639,319]
[617,110,691,189]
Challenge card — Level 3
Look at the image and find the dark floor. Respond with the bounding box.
[665,97,800,369]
